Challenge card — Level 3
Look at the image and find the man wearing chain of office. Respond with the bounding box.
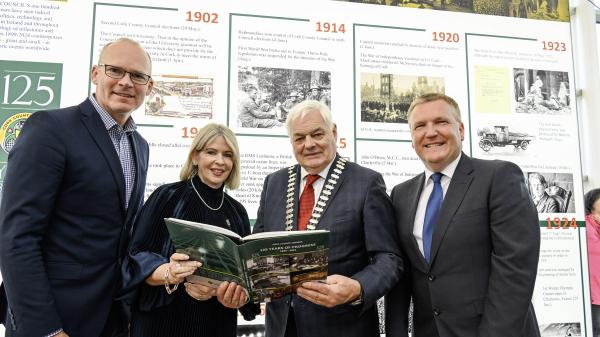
[252,99,403,337]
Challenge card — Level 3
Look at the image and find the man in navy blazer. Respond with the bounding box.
[385,93,540,337]
[253,100,402,337]
[0,38,152,337]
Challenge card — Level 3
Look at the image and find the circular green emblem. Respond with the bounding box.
[0,112,31,154]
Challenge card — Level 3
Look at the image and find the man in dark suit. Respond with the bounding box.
[0,37,152,337]
[385,93,540,337]
[253,100,402,337]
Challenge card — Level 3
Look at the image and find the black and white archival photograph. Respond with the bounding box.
[360,73,444,123]
[539,322,581,336]
[525,171,575,213]
[476,124,535,153]
[236,67,331,129]
[514,68,570,115]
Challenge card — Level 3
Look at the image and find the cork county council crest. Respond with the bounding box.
[0,113,31,155]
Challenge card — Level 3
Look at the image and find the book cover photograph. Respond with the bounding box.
[164,218,329,302]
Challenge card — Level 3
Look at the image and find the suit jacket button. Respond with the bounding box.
[433,308,440,316]
[427,274,435,281]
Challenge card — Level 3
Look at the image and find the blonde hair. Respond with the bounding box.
[407,93,461,123]
[180,123,241,190]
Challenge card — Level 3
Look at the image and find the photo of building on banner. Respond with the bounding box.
[360,73,445,124]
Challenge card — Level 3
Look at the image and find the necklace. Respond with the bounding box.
[284,156,347,231]
[190,177,224,211]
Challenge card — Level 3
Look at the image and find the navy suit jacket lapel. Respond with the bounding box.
[124,132,144,226]
[292,164,302,230]
[119,132,147,257]
[79,99,126,215]
[293,154,344,231]
[316,156,345,230]
[407,173,430,270]
[429,153,474,265]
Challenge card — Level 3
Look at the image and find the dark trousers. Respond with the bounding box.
[284,307,298,337]
[4,300,127,337]
[593,304,600,337]
[99,300,129,337]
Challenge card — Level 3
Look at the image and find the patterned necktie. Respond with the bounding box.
[423,172,443,262]
[297,174,320,231]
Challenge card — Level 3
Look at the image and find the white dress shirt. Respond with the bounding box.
[299,158,336,207]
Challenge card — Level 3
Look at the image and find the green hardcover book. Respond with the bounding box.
[164,217,329,303]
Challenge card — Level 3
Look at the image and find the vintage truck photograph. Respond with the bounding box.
[477,125,535,152]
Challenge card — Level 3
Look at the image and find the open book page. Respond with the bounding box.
[242,229,329,241]
[164,217,243,241]
[164,218,246,288]
[238,230,329,303]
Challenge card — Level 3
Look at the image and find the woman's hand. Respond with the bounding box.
[145,253,201,286]
[184,282,215,301]
[216,281,248,309]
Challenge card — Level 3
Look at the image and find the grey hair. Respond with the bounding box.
[285,100,333,136]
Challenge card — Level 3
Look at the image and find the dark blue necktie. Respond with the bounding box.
[423,172,443,262]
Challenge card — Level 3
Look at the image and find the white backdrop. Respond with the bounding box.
[0,0,594,336]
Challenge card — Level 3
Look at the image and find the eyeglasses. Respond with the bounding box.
[98,64,151,85]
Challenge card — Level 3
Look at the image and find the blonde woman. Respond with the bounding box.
[122,123,258,337]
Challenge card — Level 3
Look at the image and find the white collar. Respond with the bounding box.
[300,156,336,181]
[424,153,461,182]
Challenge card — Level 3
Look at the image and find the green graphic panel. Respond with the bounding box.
[0,60,63,193]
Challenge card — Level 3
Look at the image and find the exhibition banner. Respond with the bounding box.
[0,0,589,335]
